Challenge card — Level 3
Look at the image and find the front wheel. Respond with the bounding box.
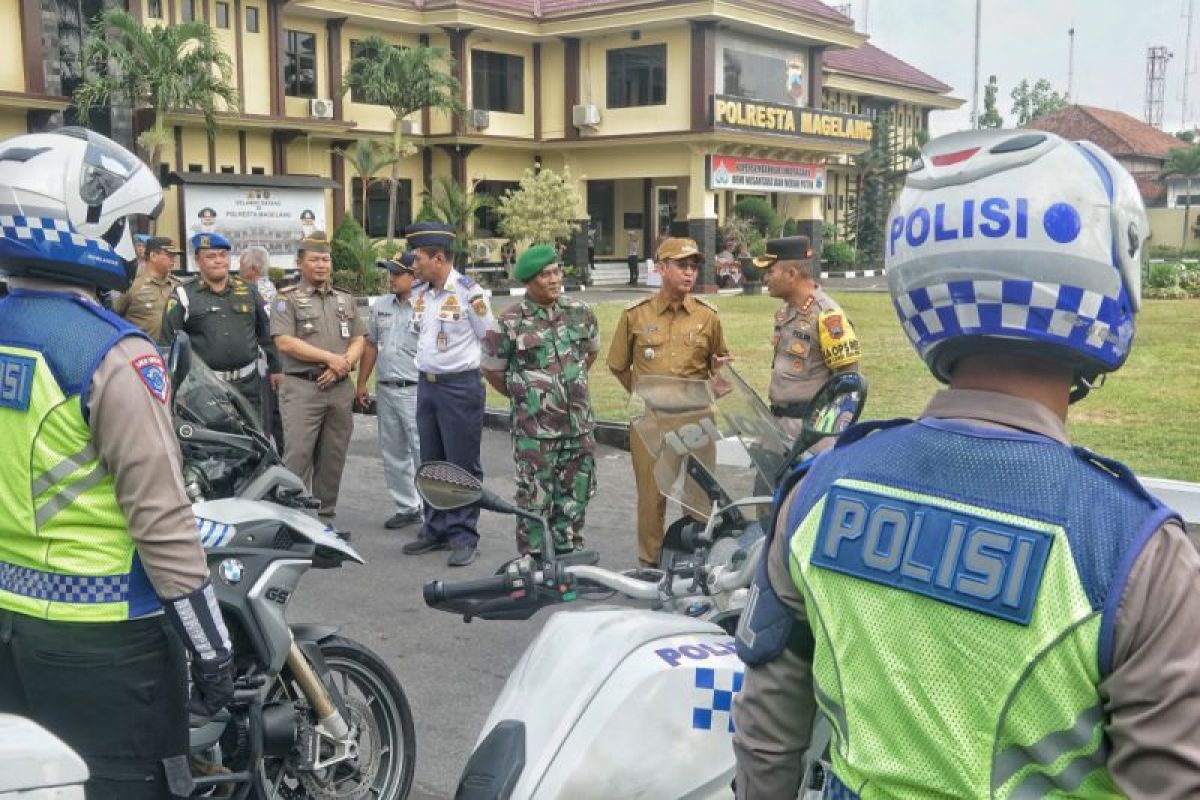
[255,636,416,800]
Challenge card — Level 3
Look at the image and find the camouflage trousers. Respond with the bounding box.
[513,433,597,554]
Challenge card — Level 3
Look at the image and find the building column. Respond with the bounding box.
[690,21,715,132]
[20,0,46,95]
[809,47,824,109]
[327,18,347,121]
[792,195,825,264]
[331,138,350,231]
[686,147,718,292]
[563,37,580,142]
[268,0,285,117]
[443,28,471,135]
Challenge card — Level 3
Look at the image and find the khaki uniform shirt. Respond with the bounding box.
[768,288,860,407]
[607,294,729,383]
[269,279,366,374]
[112,271,178,343]
[732,389,1200,799]
[8,277,209,599]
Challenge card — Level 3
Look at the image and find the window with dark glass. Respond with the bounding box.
[606,44,666,108]
[285,30,317,98]
[147,0,162,17]
[724,48,798,106]
[180,0,195,21]
[470,50,524,114]
[352,179,413,238]
[473,181,519,235]
[245,5,259,32]
[215,1,229,28]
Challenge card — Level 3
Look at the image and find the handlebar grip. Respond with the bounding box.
[423,573,511,607]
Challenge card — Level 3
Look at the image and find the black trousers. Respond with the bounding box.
[627,255,639,284]
[0,610,189,799]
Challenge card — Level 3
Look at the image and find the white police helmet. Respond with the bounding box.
[0,127,163,291]
[885,129,1148,399]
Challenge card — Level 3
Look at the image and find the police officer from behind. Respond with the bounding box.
[357,252,423,531]
[271,232,365,520]
[607,236,731,567]
[161,232,281,424]
[732,131,1200,798]
[761,235,861,439]
[112,235,181,343]
[0,129,233,799]
[401,222,495,567]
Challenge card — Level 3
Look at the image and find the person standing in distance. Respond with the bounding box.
[482,244,600,555]
[271,232,365,520]
[160,232,281,425]
[607,237,731,567]
[357,252,423,531]
[761,235,861,439]
[112,235,182,343]
[400,222,495,567]
[0,129,233,799]
[732,130,1200,798]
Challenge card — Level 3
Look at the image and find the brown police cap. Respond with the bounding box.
[656,237,703,262]
[299,231,331,254]
[145,237,182,255]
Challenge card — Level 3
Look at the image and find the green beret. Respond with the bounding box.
[513,243,559,282]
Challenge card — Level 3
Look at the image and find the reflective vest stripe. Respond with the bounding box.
[0,561,130,604]
[996,704,1108,798]
[30,443,98,497]
[34,461,108,528]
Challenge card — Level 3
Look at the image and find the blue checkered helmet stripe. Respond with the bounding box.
[0,560,130,604]
[894,279,1132,371]
[0,210,125,280]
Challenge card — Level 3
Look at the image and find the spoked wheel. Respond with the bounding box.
[255,636,415,800]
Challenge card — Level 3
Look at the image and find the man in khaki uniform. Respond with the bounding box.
[608,237,731,567]
[270,233,365,519]
[113,236,181,343]
[761,236,861,438]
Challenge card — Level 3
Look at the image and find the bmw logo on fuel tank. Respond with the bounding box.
[218,558,245,586]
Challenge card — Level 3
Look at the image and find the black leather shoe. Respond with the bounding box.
[447,544,478,567]
[402,538,450,555]
[385,510,423,529]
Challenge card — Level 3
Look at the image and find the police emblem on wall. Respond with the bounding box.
[132,353,169,403]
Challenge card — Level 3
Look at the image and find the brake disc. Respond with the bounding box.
[297,696,381,800]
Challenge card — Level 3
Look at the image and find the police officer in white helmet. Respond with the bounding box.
[0,129,234,798]
[731,130,1200,798]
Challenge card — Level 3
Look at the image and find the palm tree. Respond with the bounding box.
[332,140,402,232]
[422,176,494,267]
[73,9,237,174]
[343,36,463,240]
[1162,144,1200,250]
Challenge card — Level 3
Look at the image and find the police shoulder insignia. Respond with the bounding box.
[624,296,651,311]
[693,297,719,311]
[470,295,490,317]
[818,308,861,368]
[274,298,289,314]
[167,298,178,312]
[132,353,169,403]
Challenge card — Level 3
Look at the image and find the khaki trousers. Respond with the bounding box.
[280,376,354,516]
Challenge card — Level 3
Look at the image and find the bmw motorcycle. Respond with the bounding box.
[168,337,416,799]
[416,369,867,799]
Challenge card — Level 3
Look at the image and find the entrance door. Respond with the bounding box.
[656,186,679,240]
[587,180,615,256]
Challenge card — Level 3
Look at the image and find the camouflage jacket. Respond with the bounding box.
[482,296,600,439]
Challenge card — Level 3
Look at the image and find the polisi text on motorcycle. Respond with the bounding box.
[889,197,1084,256]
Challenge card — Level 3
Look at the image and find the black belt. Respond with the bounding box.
[419,369,479,384]
[770,401,809,419]
[378,379,417,388]
[287,370,346,383]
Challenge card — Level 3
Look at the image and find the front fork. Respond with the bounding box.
[287,638,361,771]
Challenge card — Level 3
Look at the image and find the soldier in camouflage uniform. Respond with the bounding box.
[482,244,600,555]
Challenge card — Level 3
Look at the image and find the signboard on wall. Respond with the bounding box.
[709,156,826,195]
[181,184,327,271]
[712,94,873,143]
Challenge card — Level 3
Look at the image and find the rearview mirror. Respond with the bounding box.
[416,462,484,511]
[803,372,868,440]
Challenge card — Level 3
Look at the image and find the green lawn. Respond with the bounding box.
[487,294,1200,481]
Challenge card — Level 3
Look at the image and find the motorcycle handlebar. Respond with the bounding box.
[423,573,511,606]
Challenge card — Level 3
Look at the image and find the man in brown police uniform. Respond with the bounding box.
[608,236,731,567]
[762,236,861,439]
[113,236,181,343]
[270,233,365,520]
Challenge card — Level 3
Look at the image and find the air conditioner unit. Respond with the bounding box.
[309,98,334,120]
[471,109,491,129]
[572,104,601,128]
[469,237,505,264]
[399,119,422,136]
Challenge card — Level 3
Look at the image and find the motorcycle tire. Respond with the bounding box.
[254,635,416,800]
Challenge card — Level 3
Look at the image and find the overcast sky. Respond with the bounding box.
[840,0,1199,135]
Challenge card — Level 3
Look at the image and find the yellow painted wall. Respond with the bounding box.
[281,16,328,118]
[430,147,452,195]
[467,148,535,183]
[464,34,535,139]
[214,130,240,172]
[428,32,455,137]
[241,2,271,115]
[1148,208,1200,250]
[341,25,419,134]
[540,41,566,140]
[179,127,209,171]
[286,136,332,178]
[579,26,691,137]
[0,112,27,139]
[564,144,690,181]
[0,0,25,92]
[245,130,273,174]
[159,188,181,245]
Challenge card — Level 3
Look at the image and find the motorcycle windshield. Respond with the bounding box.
[627,367,788,518]
[174,356,261,436]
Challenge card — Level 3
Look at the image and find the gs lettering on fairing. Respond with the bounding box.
[889,197,1085,257]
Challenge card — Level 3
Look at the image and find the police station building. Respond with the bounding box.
[2,0,960,283]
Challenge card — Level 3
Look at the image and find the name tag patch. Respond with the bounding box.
[0,353,35,411]
[811,486,1052,625]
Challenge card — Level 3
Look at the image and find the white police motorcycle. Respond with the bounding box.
[417,369,868,799]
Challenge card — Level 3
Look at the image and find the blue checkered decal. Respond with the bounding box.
[0,213,124,274]
[197,518,235,549]
[825,773,861,799]
[0,560,129,604]
[691,667,744,733]
[894,279,1132,369]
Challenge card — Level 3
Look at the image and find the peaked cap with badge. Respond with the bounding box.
[754,235,813,269]
[191,231,232,252]
[405,222,456,250]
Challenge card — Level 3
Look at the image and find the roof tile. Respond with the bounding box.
[1024,105,1188,160]
[823,42,951,93]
